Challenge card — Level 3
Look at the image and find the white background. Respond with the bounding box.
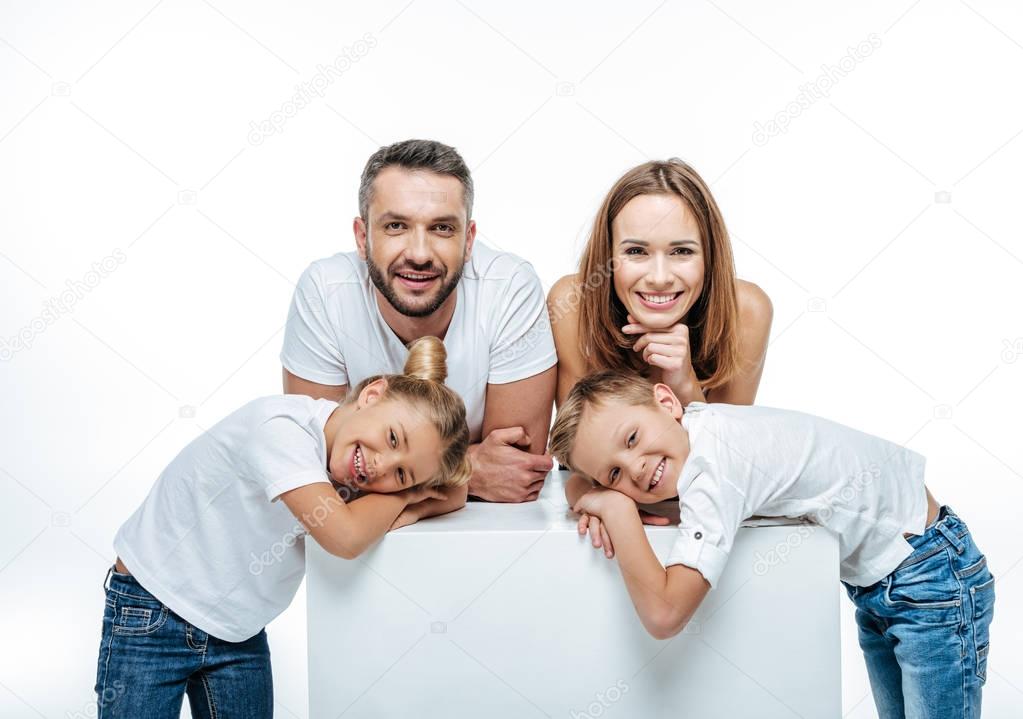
[2,1,1021,717]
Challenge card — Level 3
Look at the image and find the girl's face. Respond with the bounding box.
[328,380,444,493]
[571,384,690,504]
[611,194,706,330]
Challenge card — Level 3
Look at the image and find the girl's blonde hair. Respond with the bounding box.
[346,336,471,488]
[575,158,741,392]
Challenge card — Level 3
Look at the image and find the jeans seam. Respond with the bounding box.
[111,605,169,636]
[97,599,116,719]
[200,672,218,719]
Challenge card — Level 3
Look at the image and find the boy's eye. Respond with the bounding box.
[609,467,620,484]
[398,467,406,485]
[627,431,637,447]
[389,430,398,448]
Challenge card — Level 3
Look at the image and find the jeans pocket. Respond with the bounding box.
[110,594,169,636]
[885,548,961,609]
[969,573,995,683]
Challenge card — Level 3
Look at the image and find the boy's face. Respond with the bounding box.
[328,379,443,493]
[571,384,689,503]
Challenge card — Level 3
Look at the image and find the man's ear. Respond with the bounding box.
[463,219,477,263]
[652,383,683,421]
[353,216,369,260]
[357,377,389,408]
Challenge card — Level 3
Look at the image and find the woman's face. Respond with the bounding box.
[611,194,705,330]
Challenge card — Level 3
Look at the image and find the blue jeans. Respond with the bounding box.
[843,507,995,719]
[95,568,273,718]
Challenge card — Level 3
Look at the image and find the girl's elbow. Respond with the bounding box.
[645,610,690,640]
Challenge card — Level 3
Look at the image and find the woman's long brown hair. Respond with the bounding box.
[575,159,740,391]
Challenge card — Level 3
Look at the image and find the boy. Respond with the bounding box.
[549,370,994,719]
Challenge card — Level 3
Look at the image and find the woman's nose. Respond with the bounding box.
[646,255,671,286]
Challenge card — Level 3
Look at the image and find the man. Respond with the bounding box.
[281,139,556,514]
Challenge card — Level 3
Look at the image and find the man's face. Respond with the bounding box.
[571,384,688,503]
[356,167,475,318]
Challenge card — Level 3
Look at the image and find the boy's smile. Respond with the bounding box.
[571,383,691,503]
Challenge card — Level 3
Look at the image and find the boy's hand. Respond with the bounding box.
[572,486,633,517]
[577,499,671,559]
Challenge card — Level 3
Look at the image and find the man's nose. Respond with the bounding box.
[405,228,432,265]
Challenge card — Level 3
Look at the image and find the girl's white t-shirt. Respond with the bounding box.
[666,402,929,588]
[279,241,557,441]
[114,395,339,642]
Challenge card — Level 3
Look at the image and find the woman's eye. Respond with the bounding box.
[624,247,645,256]
[673,247,693,255]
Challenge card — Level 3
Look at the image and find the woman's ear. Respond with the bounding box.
[357,378,390,409]
[652,383,683,420]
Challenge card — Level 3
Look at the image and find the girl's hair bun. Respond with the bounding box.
[403,335,447,383]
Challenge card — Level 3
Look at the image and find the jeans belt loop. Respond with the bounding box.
[935,520,965,554]
[103,565,114,591]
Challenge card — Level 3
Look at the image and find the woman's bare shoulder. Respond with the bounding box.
[735,278,773,327]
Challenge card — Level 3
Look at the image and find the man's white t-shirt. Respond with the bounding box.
[280,242,557,439]
[665,402,929,588]
[114,395,338,642]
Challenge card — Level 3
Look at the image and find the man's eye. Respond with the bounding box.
[385,222,404,231]
[433,224,454,233]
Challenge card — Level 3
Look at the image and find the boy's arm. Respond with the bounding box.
[280,483,443,559]
[577,490,710,639]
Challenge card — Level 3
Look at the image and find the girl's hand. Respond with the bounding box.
[401,485,448,506]
[389,505,421,531]
[622,314,702,401]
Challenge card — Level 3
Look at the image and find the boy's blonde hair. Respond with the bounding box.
[346,336,471,488]
[549,370,658,474]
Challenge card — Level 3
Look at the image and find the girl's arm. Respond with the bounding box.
[391,483,468,530]
[575,490,710,639]
[280,483,444,559]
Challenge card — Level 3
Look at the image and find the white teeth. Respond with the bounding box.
[639,292,680,304]
[650,459,665,488]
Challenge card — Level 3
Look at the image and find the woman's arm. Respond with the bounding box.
[280,483,444,559]
[705,280,773,405]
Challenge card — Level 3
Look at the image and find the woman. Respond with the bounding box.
[548,158,773,553]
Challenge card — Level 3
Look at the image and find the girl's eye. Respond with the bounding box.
[627,431,637,447]
[610,468,620,483]
[398,468,406,485]
[389,430,398,448]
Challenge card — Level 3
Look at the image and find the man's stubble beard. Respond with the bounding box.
[365,238,465,319]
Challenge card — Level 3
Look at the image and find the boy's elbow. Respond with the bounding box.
[645,609,691,640]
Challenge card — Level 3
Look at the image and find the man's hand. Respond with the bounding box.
[467,426,553,503]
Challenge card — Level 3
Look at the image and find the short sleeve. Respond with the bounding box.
[238,417,332,502]
[487,262,558,384]
[665,469,748,589]
[281,263,348,386]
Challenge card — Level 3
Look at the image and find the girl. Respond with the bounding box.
[548,159,773,550]
[94,336,470,718]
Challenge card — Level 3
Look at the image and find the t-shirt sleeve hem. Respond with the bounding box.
[264,471,333,502]
[280,354,349,388]
[665,538,729,589]
[486,350,558,385]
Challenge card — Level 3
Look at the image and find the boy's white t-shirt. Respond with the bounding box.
[666,402,929,588]
[114,395,339,642]
[280,241,557,440]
